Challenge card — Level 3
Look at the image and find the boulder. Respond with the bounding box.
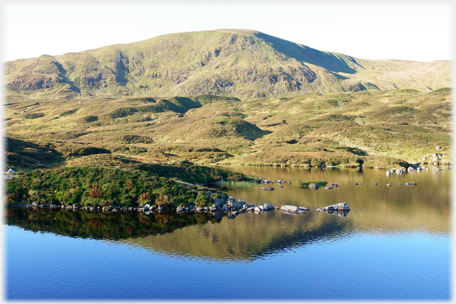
[254,206,263,213]
[263,203,274,210]
[226,196,245,208]
[7,168,16,174]
[386,184,392,187]
[281,205,300,213]
[176,207,184,212]
[214,196,227,208]
[226,196,237,206]
[320,202,350,211]
[258,187,274,191]
[410,163,421,170]
[309,183,319,190]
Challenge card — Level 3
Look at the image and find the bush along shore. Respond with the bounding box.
[5,164,256,210]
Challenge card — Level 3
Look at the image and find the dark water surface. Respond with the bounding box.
[5,167,451,300]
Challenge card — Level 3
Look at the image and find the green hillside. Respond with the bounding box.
[5,29,452,100]
[6,88,452,171]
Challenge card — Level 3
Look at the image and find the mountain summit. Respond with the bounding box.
[5,29,451,100]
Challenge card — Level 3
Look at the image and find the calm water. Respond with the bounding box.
[5,167,451,300]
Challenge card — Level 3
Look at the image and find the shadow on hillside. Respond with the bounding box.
[53,61,81,94]
[256,32,360,74]
[6,137,66,170]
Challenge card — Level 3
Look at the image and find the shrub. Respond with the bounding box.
[78,115,98,123]
[88,184,102,198]
[60,109,78,116]
[125,181,134,191]
[23,112,45,119]
[293,181,328,189]
[69,147,111,156]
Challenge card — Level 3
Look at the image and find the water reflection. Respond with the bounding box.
[5,168,450,262]
[6,206,353,261]
[318,209,350,217]
[5,208,222,240]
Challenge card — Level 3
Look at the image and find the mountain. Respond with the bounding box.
[5,29,451,100]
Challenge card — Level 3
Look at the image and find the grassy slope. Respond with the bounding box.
[6,88,452,170]
[5,29,452,101]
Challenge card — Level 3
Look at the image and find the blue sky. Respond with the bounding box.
[3,3,453,62]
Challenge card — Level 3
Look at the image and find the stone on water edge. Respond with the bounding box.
[264,203,274,210]
[281,205,300,212]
